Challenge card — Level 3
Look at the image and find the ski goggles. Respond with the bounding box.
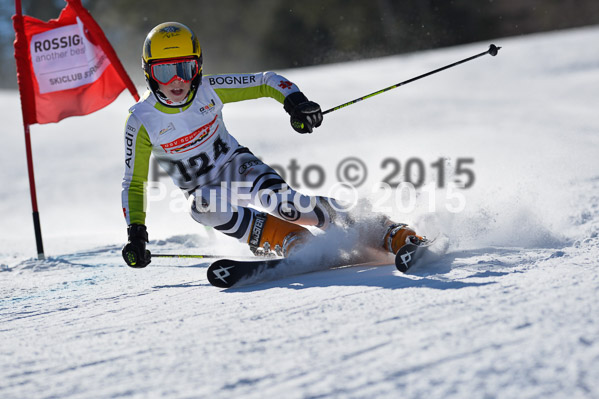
[150,58,200,85]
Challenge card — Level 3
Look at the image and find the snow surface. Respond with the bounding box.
[2,26,599,398]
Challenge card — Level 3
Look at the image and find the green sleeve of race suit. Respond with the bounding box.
[123,120,152,225]
[214,85,286,104]
[208,72,298,105]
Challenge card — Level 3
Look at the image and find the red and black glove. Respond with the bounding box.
[122,224,151,268]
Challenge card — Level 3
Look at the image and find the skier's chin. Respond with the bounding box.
[168,89,188,102]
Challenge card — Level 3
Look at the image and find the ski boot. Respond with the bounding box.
[382,222,423,255]
[248,213,312,257]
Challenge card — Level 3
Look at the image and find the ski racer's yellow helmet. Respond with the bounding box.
[142,22,203,107]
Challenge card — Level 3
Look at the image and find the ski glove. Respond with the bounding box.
[122,224,151,268]
[284,91,323,134]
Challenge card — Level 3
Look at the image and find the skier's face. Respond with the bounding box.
[158,79,191,103]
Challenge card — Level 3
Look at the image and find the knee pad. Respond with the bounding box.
[314,196,354,229]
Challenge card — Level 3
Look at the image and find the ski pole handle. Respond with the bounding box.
[322,44,501,115]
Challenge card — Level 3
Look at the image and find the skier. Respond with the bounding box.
[122,22,419,268]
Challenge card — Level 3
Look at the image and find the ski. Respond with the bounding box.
[394,237,436,272]
[207,247,360,288]
[208,237,442,288]
[207,257,286,288]
[207,254,370,288]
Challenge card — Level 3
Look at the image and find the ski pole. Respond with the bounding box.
[151,253,223,259]
[151,253,263,260]
[322,44,501,115]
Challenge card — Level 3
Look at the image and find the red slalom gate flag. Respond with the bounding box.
[12,0,140,259]
[13,0,139,124]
